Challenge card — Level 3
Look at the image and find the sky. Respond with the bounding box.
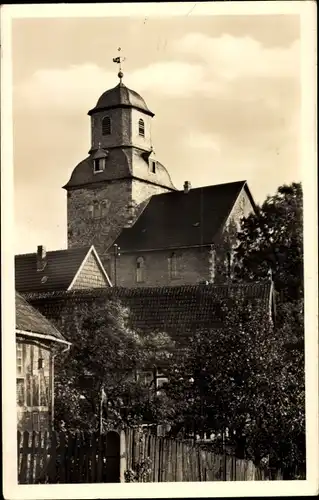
[12,12,301,255]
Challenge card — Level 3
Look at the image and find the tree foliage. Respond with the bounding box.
[54,182,305,478]
[234,182,303,302]
[54,299,174,432]
[161,297,305,478]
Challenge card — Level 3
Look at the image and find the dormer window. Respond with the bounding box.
[102,116,111,135]
[94,158,106,174]
[138,118,145,137]
[150,161,156,174]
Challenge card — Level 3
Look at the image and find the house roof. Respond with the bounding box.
[15,245,110,293]
[23,281,275,339]
[115,181,253,252]
[16,292,68,343]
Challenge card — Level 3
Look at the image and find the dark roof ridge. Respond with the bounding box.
[15,245,92,258]
[22,280,272,301]
[151,179,247,198]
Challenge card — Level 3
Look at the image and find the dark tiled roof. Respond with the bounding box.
[15,246,91,293]
[24,281,274,338]
[16,292,67,342]
[88,82,154,117]
[115,181,250,252]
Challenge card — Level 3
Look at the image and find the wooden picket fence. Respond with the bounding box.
[17,430,121,484]
[17,428,280,484]
[123,427,275,482]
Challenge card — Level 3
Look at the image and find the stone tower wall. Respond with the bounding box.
[67,180,133,258]
[67,178,172,274]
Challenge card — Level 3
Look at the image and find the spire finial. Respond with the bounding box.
[112,47,126,84]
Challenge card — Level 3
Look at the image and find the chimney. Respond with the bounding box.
[183,181,191,194]
[37,245,47,271]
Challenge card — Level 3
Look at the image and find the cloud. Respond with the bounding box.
[13,32,299,116]
[13,60,208,114]
[14,64,112,114]
[183,131,221,152]
[173,32,300,81]
[130,61,205,97]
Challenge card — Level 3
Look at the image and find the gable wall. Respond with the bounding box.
[225,187,255,233]
[72,252,109,290]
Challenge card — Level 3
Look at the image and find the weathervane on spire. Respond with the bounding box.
[113,47,126,83]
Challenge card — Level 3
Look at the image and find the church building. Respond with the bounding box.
[63,62,256,287]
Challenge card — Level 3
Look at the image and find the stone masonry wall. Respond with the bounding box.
[68,178,172,275]
[213,187,255,283]
[67,180,133,258]
[71,251,110,289]
[110,188,256,287]
[132,178,172,206]
[112,247,211,287]
[226,188,254,232]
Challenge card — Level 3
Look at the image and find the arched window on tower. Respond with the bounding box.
[102,116,111,135]
[136,257,145,283]
[138,118,145,137]
[168,252,179,280]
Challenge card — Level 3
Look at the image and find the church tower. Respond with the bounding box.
[63,51,176,272]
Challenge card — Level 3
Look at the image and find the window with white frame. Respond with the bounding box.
[93,158,106,174]
[16,342,25,407]
[168,252,179,280]
[156,375,168,395]
[16,343,23,376]
[136,256,145,283]
[225,251,233,279]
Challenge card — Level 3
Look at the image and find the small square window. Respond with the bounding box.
[94,158,105,173]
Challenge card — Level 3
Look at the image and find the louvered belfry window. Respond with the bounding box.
[138,118,145,137]
[102,116,111,135]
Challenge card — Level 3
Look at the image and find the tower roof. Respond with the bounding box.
[88,82,154,117]
[63,147,176,191]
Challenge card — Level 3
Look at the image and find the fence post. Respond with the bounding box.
[105,430,121,483]
[119,430,126,483]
